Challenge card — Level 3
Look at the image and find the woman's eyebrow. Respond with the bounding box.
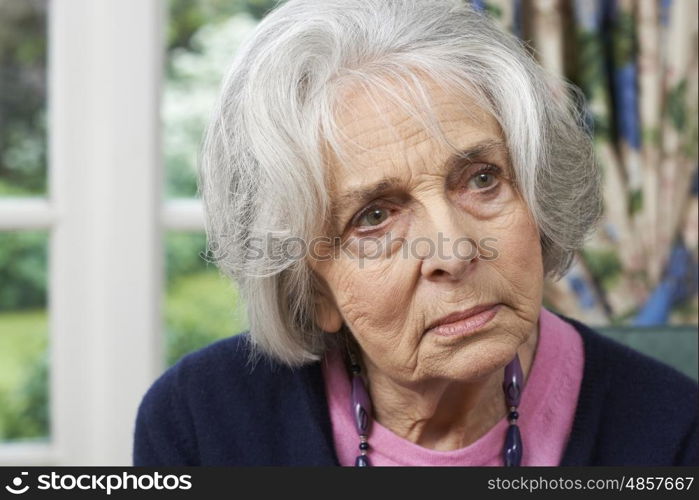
[443,139,510,185]
[330,139,509,232]
[329,177,403,233]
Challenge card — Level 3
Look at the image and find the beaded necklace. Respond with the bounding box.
[347,349,524,466]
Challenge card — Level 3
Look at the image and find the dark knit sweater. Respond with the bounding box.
[133,314,698,466]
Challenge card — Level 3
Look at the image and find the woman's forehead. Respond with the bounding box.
[337,78,495,135]
[327,79,504,180]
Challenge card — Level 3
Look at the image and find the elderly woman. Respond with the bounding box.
[134,0,698,466]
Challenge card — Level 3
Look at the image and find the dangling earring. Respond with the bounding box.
[502,353,524,466]
[344,328,372,466]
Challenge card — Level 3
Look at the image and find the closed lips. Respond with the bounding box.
[426,303,500,332]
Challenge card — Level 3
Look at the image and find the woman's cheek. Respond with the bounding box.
[492,210,543,317]
[335,261,414,334]
[331,262,379,316]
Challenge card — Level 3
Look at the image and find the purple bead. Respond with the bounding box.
[355,455,370,467]
[351,374,372,435]
[503,424,522,466]
[502,354,524,407]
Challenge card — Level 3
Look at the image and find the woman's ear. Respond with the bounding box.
[315,293,343,333]
[313,279,343,333]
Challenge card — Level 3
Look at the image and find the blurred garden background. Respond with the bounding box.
[0,0,697,451]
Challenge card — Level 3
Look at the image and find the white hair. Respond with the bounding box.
[198,0,603,367]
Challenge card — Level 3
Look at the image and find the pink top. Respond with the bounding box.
[320,307,585,466]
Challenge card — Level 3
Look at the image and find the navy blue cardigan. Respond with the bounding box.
[133,314,698,466]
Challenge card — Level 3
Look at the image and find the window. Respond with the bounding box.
[0,0,164,465]
[0,0,51,462]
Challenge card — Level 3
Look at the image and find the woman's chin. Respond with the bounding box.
[420,310,533,381]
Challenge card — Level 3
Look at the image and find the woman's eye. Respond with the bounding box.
[356,207,389,227]
[469,172,496,189]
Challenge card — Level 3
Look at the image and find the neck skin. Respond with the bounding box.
[361,322,539,451]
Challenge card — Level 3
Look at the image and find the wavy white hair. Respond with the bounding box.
[198,0,602,367]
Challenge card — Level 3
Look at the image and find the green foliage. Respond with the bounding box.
[167,0,278,53]
[670,295,699,326]
[666,78,697,162]
[164,5,265,197]
[581,248,623,291]
[0,0,48,196]
[571,30,612,141]
[165,270,248,366]
[483,3,503,20]
[0,231,47,311]
[628,188,643,216]
[0,309,49,441]
[165,232,210,286]
[666,79,687,132]
[164,231,248,366]
[572,31,605,97]
[0,353,49,441]
[611,11,635,69]
[641,126,661,148]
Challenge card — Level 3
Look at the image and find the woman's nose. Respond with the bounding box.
[415,201,480,282]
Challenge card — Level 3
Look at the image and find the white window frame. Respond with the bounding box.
[0,0,204,466]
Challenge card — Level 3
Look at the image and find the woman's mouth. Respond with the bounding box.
[425,303,502,338]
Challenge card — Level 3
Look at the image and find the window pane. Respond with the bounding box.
[0,230,49,442]
[163,0,277,198]
[0,0,48,197]
[164,231,248,366]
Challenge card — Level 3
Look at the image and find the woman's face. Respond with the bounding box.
[311,80,543,387]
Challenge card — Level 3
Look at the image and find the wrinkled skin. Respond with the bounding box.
[310,79,544,451]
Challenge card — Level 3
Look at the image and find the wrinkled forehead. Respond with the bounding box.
[323,74,505,186]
